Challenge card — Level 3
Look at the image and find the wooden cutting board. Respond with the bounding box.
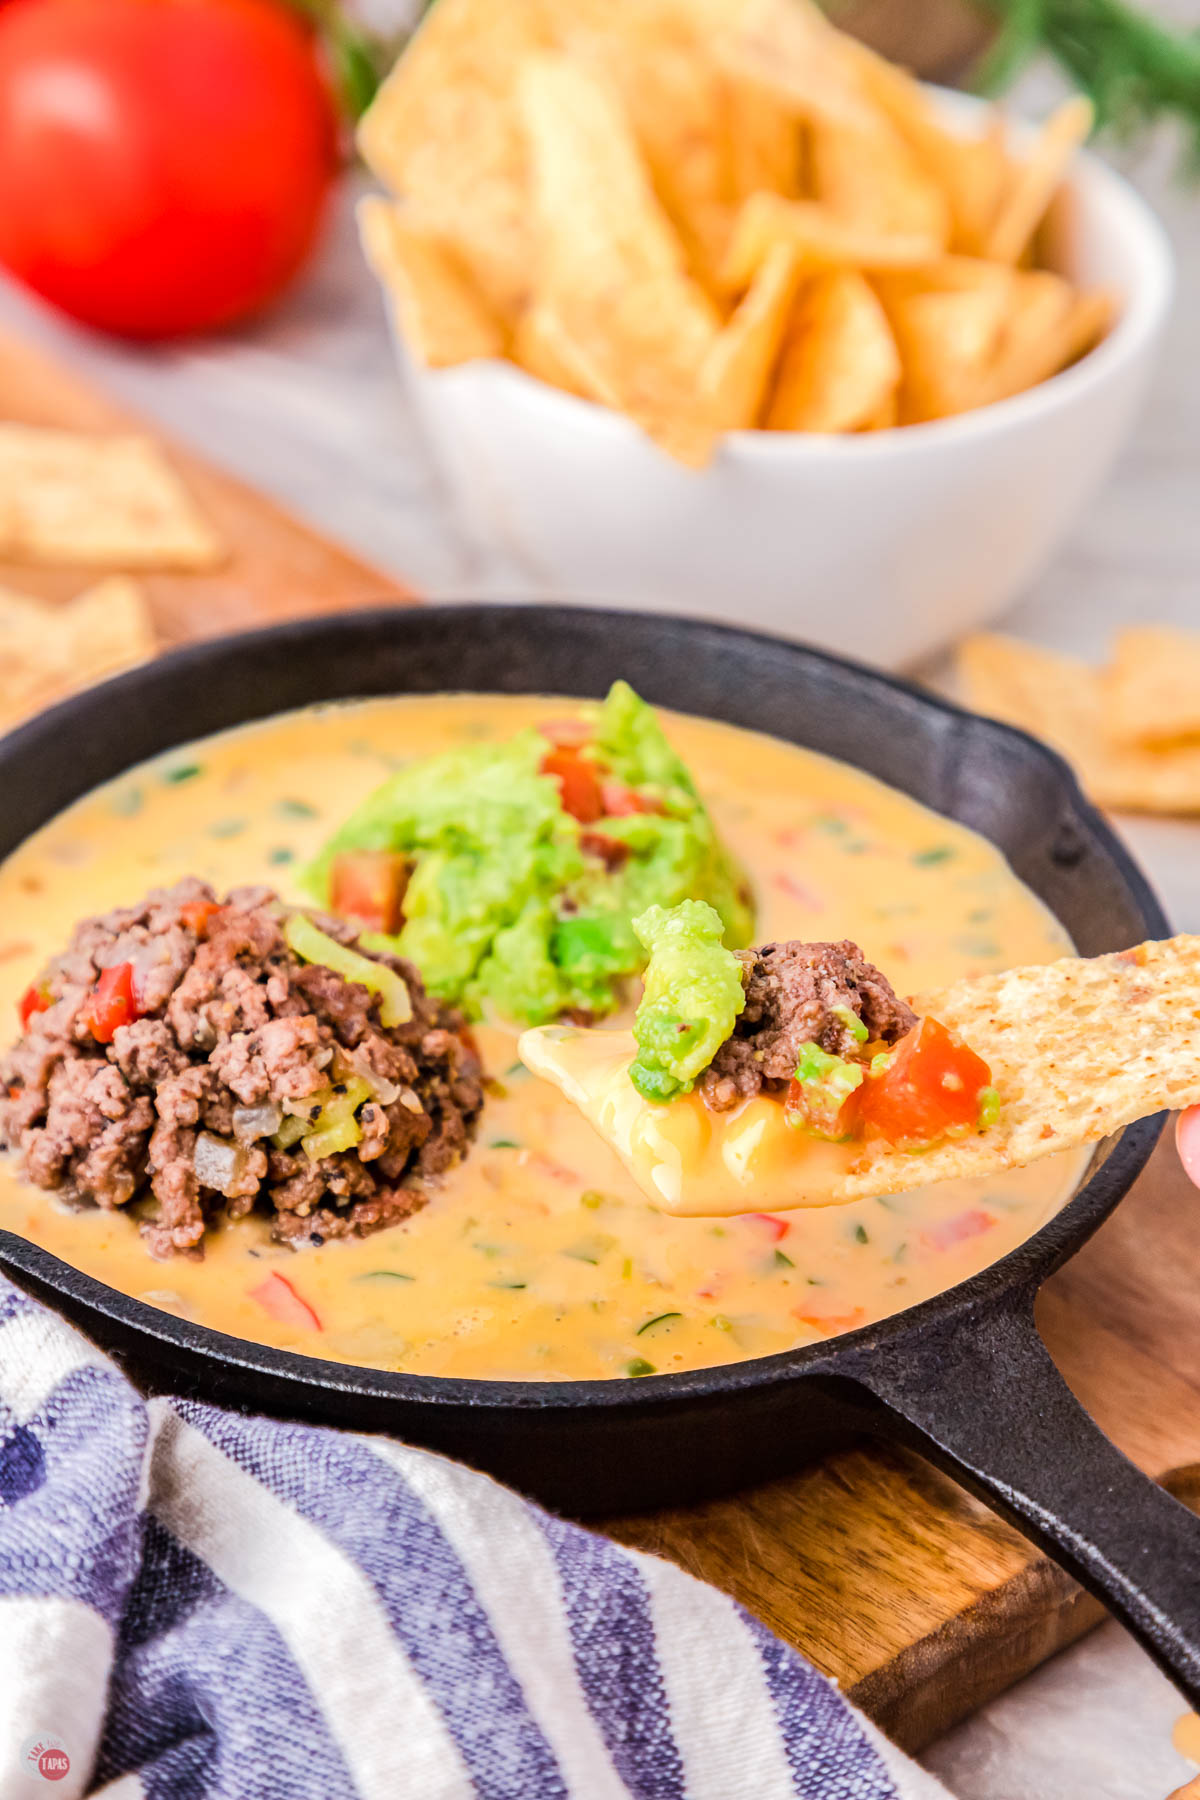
[4,325,1198,1754]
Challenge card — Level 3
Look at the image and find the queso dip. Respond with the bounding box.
[0,694,1079,1380]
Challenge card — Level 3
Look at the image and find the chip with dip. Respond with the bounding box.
[520,903,1200,1216]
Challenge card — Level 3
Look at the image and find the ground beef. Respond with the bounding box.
[0,879,484,1258]
[698,939,916,1112]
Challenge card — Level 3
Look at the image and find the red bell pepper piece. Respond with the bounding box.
[248,1271,322,1332]
[746,1213,790,1242]
[80,962,140,1044]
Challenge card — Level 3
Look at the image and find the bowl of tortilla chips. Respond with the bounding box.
[358,0,1172,668]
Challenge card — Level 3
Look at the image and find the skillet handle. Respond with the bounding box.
[840,1289,1200,1704]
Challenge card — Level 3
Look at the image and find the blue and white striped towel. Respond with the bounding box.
[0,1272,951,1799]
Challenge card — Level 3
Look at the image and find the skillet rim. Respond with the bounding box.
[0,603,1171,1414]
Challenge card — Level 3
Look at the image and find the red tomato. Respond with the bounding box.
[541,748,606,825]
[600,780,664,818]
[248,1270,321,1331]
[330,850,410,936]
[180,900,221,939]
[0,0,339,339]
[18,982,51,1029]
[857,1016,993,1149]
[80,961,140,1043]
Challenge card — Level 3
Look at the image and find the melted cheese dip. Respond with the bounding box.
[0,695,1079,1380]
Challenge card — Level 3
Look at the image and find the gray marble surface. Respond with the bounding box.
[2,77,1200,1800]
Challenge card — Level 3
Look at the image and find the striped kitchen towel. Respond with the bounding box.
[0,1273,950,1799]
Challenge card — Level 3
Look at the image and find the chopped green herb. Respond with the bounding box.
[913,846,955,867]
[711,1315,733,1333]
[625,1357,656,1377]
[489,1138,521,1150]
[490,1280,528,1290]
[563,1234,615,1264]
[953,934,1003,959]
[968,907,994,925]
[636,1311,683,1336]
[811,813,848,836]
[209,818,247,840]
[471,1241,506,1259]
[710,1225,727,1238]
[854,1223,869,1244]
[563,1248,599,1265]
[354,1270,414,1283]
[504,1060,531,1079]
[620,1258,633,1280]
[268,847,296,866]
[978,1086,1001,1129]
[844,839,870,855]
[580,1190,606,1209]
[277,798,319,819]
[773,1248,794,1269]
[163,763,202,785]
[111,786,143,817]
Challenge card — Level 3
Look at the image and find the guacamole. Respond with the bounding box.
[628,901,747,1101]
[305,683,754,1024]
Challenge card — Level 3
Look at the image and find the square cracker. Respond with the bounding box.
[0,425,222,568]
[836,936,1200,1200]
[0,577,154,732]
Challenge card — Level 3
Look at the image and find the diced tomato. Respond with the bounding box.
[180,900,221,938]
[537,716,591,749]
[541,748,606,825]
[793,1306,866,1336]
[18,983,51,1029]
[920,1208,996,1254]
[80,962,140,1045]
[600,780,664,818]
[248,1271,321,1332]
[773,872,824,912]
[580,830,630,871]
[857,1016,993,1150]
[746,1213,790,1242]
[330,850,410,935]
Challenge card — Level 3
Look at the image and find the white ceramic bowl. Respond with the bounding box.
[387,92,1174,668]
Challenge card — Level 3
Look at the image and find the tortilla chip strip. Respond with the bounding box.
[1104,625,1200,749]
[959,634,1200,815]
[837,936,1200,1201]
[723,193,942,290]
[984,95,1094,265]
[358,197,507,367]
[0,425,221,569]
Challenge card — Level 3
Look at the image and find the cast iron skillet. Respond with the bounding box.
[3,605,1200,1702]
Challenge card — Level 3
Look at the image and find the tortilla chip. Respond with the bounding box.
[357,0,550,319]
[714,0,884,135]
[767,269,900,433]
[983,95,1094,266]
[975,283,1113,408]
[837,935,1200,1201]
[700,242,801,429]
[1104,625,1200,750]
[511,306,596,399]
[843,41,1011,256]
[0,577,154,733]
[959,634,1200,815]
[522,933,1200,1214]
[519,53,722,466]
[724,73,802,205]
[358,197,507,367]
[886,282,1011,423]
[0,425,221,569]
[809,112,950,247]
[723,193,942,289]
[570,23,738,296]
